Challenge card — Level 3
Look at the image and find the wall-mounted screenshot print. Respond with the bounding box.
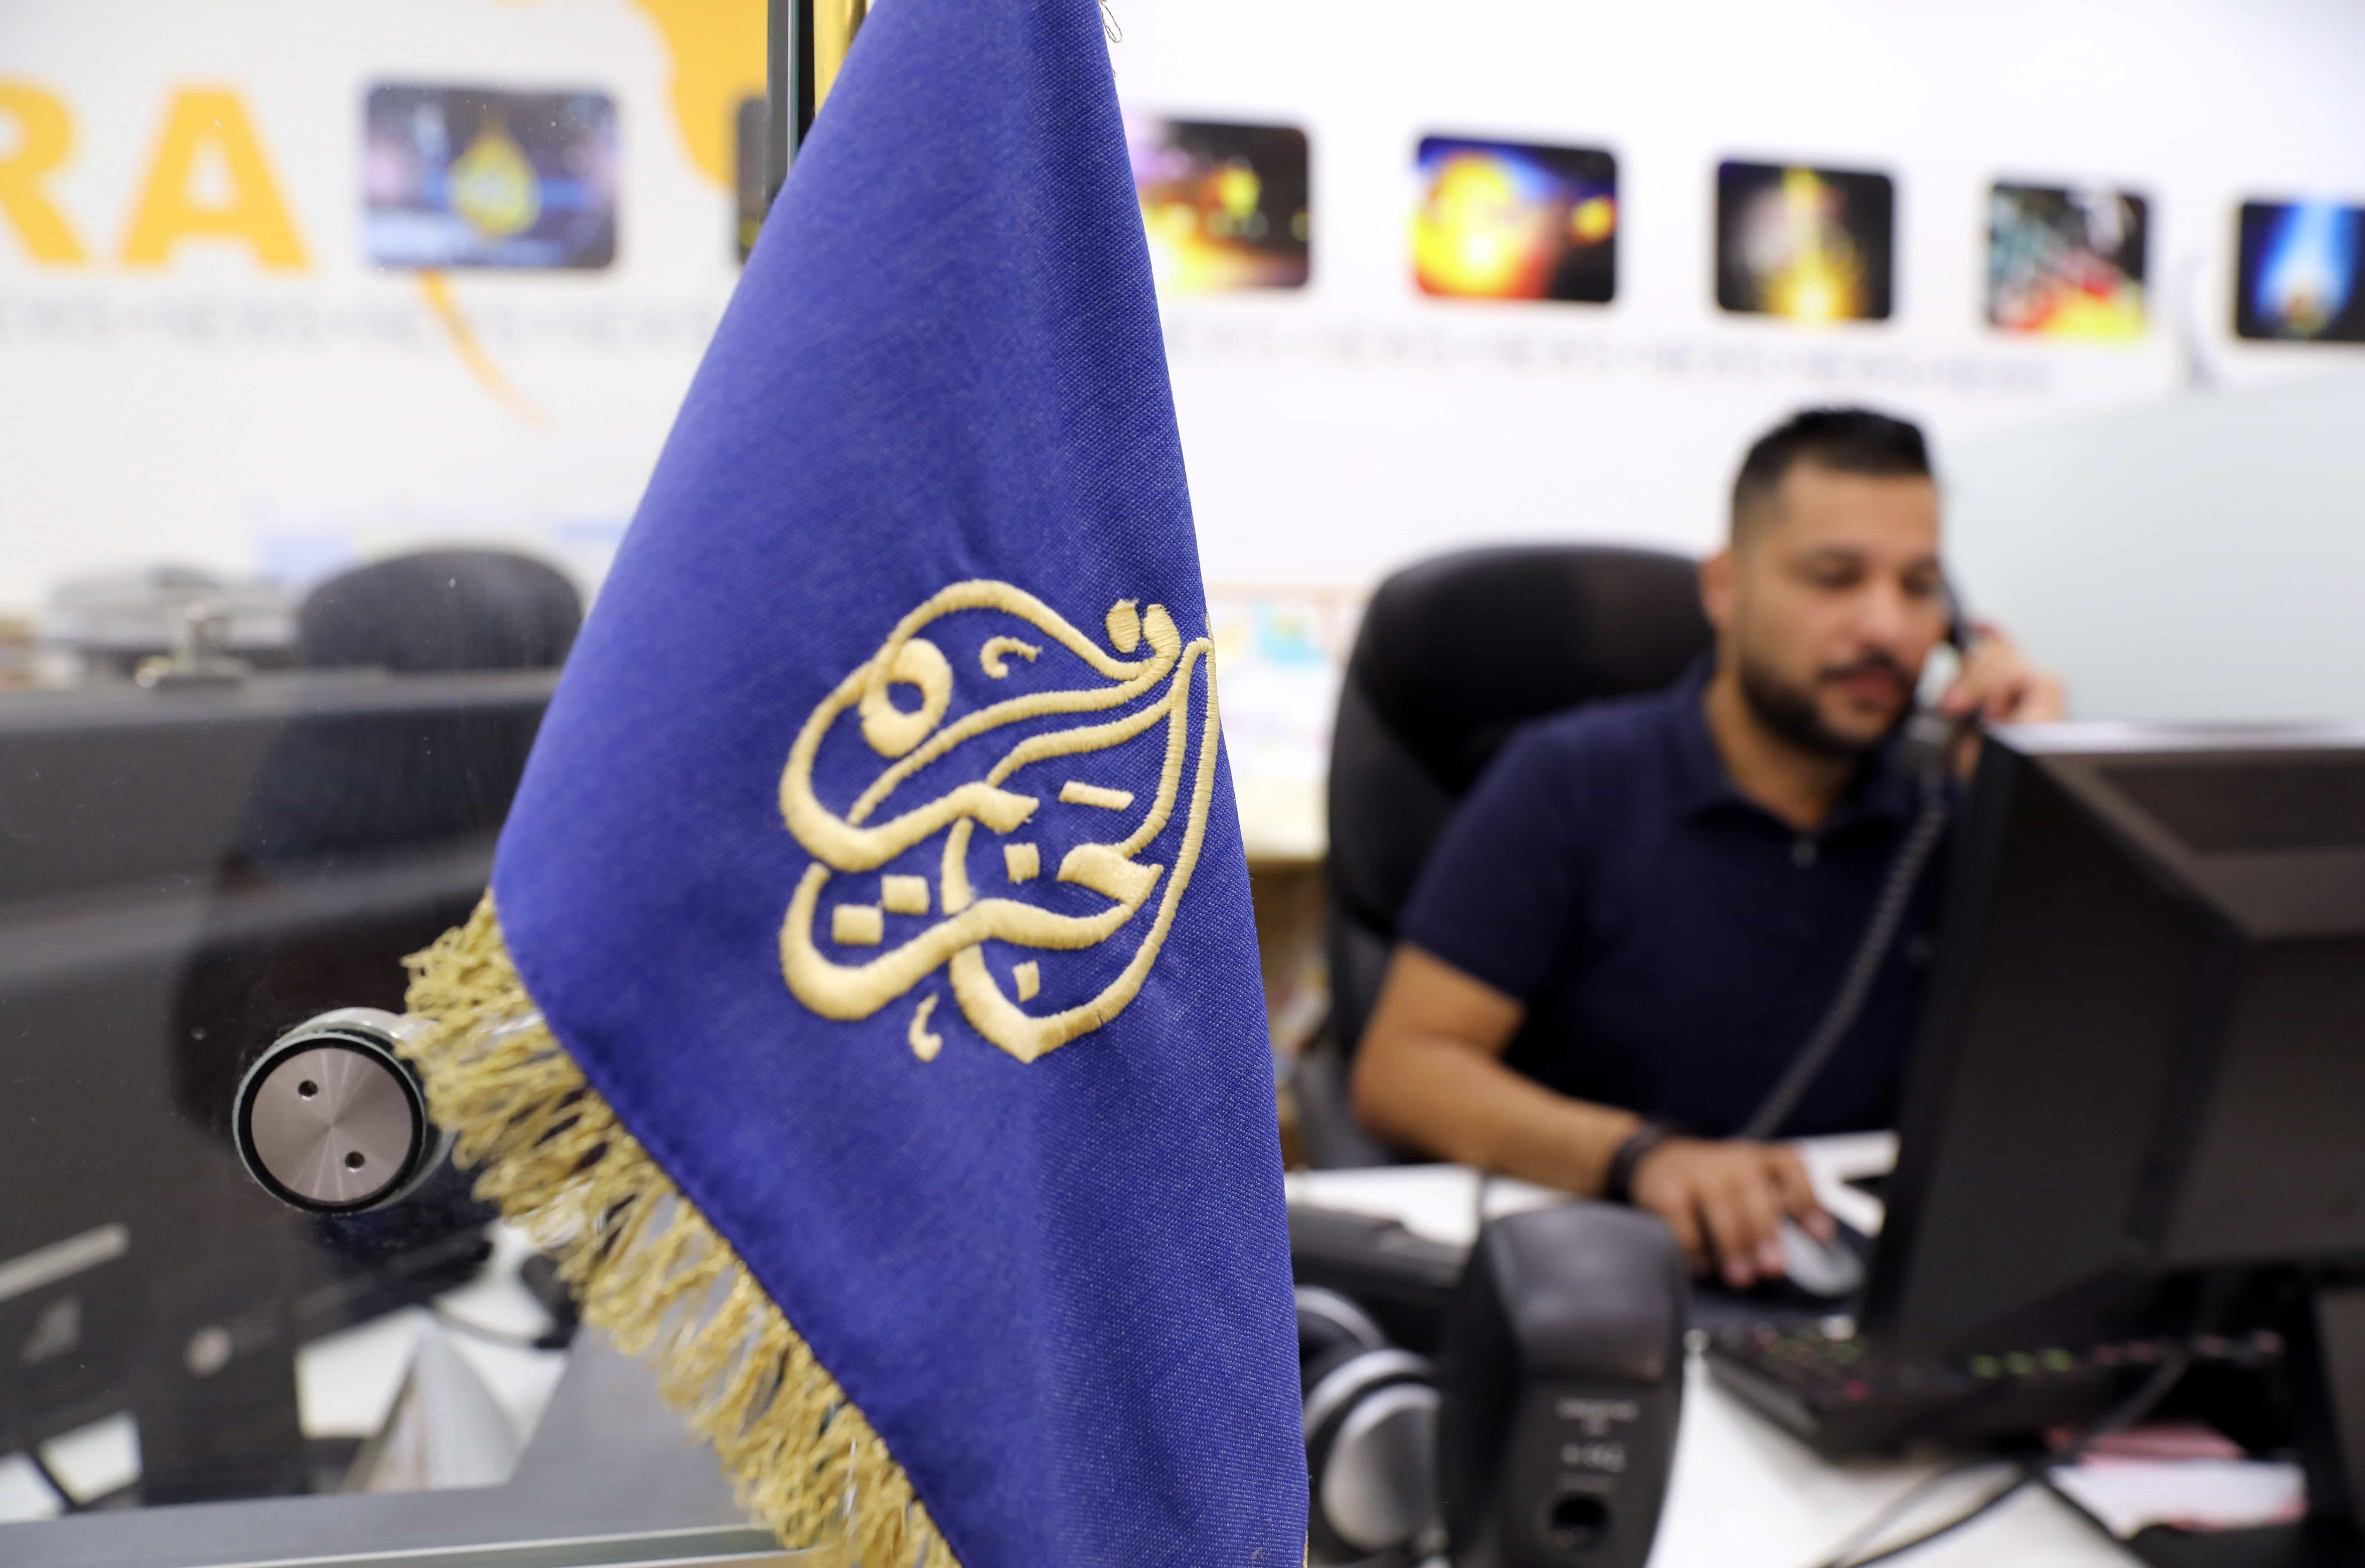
[1987,183,2148,340]
[1127,116,1310,292]
[2235,200,2365,343]
[1411,137,1616,303]
[1716,161,1894,322]
[363,85,618,269]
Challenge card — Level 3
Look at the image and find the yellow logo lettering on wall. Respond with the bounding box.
[0,81,309,272]
[121,87,308,270]
[0,81,89,265]
[629,0,765,191]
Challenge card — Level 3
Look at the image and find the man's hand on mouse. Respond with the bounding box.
[1628,1137,1831,1287]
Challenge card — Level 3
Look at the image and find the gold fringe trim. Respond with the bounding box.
[402,894,957,1568]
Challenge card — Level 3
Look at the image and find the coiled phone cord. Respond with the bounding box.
[1736,745,1955,1143]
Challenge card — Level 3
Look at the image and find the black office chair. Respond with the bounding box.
[216,550,582,868]
[1294,545,1715,1168]
[296,548,582,673]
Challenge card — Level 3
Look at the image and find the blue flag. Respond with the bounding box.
[398,1,1305,1566]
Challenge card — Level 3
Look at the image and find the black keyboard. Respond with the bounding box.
[1705,1322,2283,1456]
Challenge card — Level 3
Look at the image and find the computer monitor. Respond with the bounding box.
[1863,721,2365,1538]
[0,671,551,1504]
[1869,722,2365,1352]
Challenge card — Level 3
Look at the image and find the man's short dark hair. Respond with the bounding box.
[1730,407,1932,546]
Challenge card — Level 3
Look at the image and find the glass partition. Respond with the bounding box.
[0,0,771,1531]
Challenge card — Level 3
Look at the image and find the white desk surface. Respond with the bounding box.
[3,1146,2134,1562]
[1286,1138,2134,1568]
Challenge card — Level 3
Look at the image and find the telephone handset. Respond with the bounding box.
[1942,575,1973,656]
[1738,581,1976,1142]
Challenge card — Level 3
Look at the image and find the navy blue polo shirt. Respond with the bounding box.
[1397,659,1945,1137]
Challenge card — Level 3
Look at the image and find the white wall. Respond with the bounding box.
[3,0,2364,722]
[0,1,750,611]
[1948,371,2365,723]
[1138,0,2365,596]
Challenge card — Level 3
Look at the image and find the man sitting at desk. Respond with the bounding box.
[1350,408,2063,1288]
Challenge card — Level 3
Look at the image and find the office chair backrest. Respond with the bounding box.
[235,549,578,864]
[297,549,581,674]
[1325,546,1713,1059]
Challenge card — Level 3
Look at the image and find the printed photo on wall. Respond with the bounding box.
[363,85,618,269]
[1412,137,1616,303]
[1715,160,1894,323]
[1988,183,2147,340]
[1127,117,1310,292]
[2235,200,2365,343]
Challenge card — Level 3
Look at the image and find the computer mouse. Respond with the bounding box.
[1777,1216,1865,1300]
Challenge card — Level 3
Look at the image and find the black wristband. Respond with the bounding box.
[1603,1119,1681,1205]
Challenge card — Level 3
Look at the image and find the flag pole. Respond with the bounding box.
[767,0,870,208]
[762,0,794,206]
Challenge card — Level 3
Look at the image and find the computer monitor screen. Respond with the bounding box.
[1867,724,2365,1360]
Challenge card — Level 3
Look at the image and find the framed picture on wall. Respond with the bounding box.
[1715,160,1894,323]
[2234,200,2365,343]
[1126,117,1310,293]
[362,84,618,270]
[1411,136,1617,304]
[1987,182,2148,340]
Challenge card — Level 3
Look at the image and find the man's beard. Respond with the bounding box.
[1736,645,1912,760]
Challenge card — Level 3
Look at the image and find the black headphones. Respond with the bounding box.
[1298,1285,1443,1567]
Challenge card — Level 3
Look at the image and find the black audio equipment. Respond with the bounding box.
[1299,1284,1442,1566]
[1437,1204,1689,1568]
[1289,1203,1466,1355]
[1291,1201,1689,1568]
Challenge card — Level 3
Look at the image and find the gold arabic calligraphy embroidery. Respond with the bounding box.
[777,581,1221,1064]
